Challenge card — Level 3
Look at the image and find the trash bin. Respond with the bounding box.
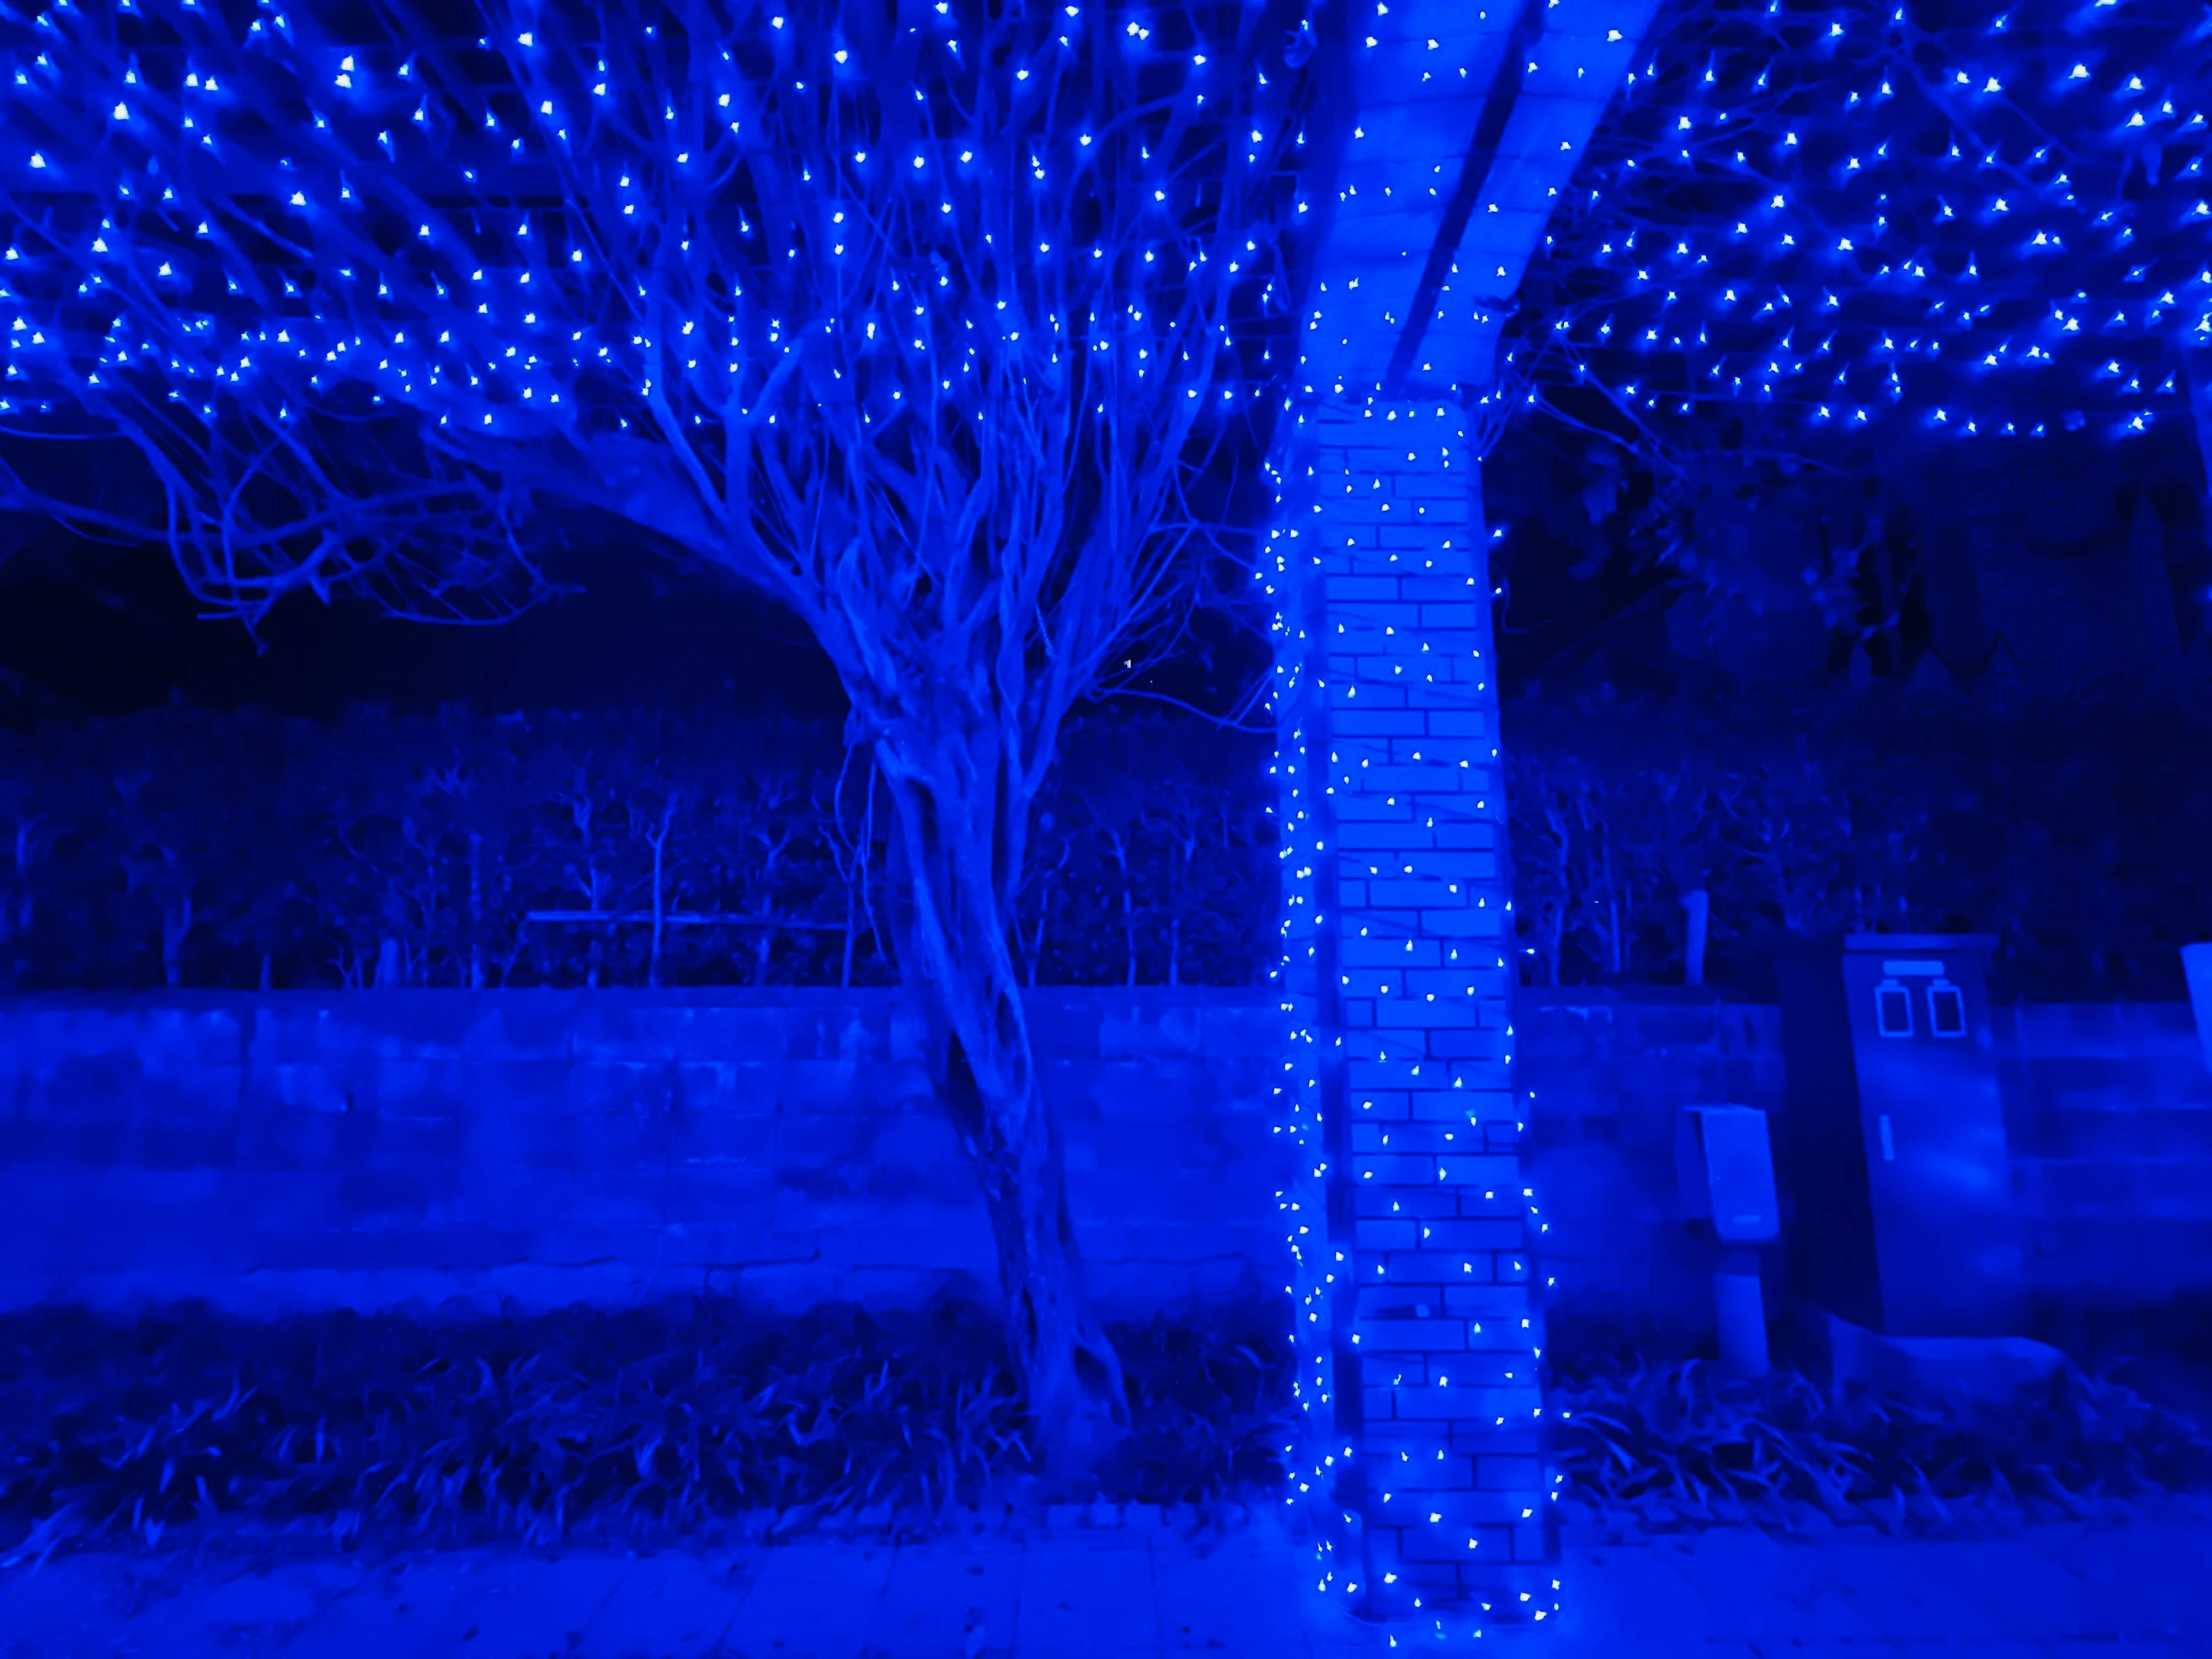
[1774,934,2025,1339]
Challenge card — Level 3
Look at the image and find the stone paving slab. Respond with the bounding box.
[1,1507,2207,1658]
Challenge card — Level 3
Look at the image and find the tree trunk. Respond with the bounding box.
[2181,346,2212,544]
[1682,888,1709,988]
[162,893,192,989]
[880,760,1130,1483]
[841,892,859,989]
[1104,830,1138,987]
[467,831,486,990]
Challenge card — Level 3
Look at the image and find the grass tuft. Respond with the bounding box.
[1549,1347,2212,1525]
[6,1294,2206,1564]
[0,1294,1298,1563]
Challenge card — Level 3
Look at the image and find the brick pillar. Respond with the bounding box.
[1272,396,1551,1637]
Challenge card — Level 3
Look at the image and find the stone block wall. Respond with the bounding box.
[2,987,2202,1336]
[1998,1001,2212,1304]
[1517,991,1789,1346]
[1517,990,2212,1347]
[0,988,1293,1321]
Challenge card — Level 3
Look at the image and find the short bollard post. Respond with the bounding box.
[1713,1248,1770,1380]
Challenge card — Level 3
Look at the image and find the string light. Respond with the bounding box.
[1255,3,1604,1642]
[1263,391,1560,1641]
[1514,0,2210,462]
[0,0,1303,621]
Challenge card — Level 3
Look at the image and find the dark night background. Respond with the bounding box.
[0,525,849,722]
[6,415,2211,1006]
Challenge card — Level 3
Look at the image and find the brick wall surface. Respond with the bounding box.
[1297,400,1547,1622]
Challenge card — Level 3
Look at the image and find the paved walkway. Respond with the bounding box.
[1,1502,2207,1657]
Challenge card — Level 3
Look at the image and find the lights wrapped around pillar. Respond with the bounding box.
[1264,395,1558,1641]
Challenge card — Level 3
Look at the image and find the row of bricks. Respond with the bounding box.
[1354,1221,1533,1259]
[1335,970,1512,1005]
[1325,658,1495,694]
[1330,1018,1510,1057]
[1320,683,1489,711]
[1262,1010,1516,1095]
[1325,846,1500,880]
[1322,911,1506,946]
[1302,433,1477,467]
[1350,1122,1517,1154]
[1311,524,1476,556]
[1306,1043,1517,1088]
[1300,464,1474,501]
[1327,548,1483,581]
[1349,1150,1518,1185]
[1353,1335,1538,1369]
[1319,574,1487,603]
[1325,596,1484,628]
[1363,1519,1551,1570]
[1321,658,1495,693]
[1366,1418,1545,1462]
[1337,1263,1532,1306]
[1299,491,1472,525]
[1305,532,1484,562]
[1348,1255,1529,1293]
[1353,1284,1534,1324]
[1331,884,1502,920]
[1334,934,1507,969]
[1327,752,1504,791]
[1339,996,1508,1035]
[1327,844,1504,885]
[1341,1068,1516,1105]
[1310,508,1471,542]
[1319,756,1498,800]
[1326,753,1499,790]
[1368,1554,1558,1604]
[1342,1116,1521,1157]
[1362,1490,1543,1536]
[1361,1382,1543,1425]
[1325,825,1501,857]
[1308,487,1471,520]
[1349,1184,1526,1223]
[1325,766,1501,798]
[1361,1444,1544,1493]
[1324,639,1491,677]
[1328,713,1498,746]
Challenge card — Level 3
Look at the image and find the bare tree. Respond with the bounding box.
[821,724,889,990]
[0,0,1311,1474]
